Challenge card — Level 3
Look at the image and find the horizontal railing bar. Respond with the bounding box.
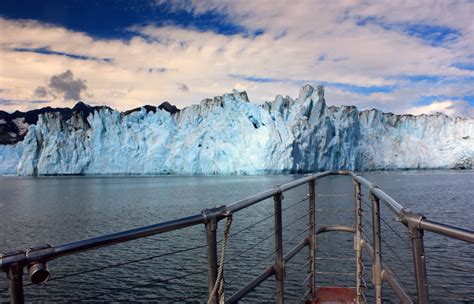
[315,256,355,261]
[0,213,206,271]
[315,285,357,288]
[284,238,309,263]
[315,271,355,276]
[226,266,275,304]
[21,244,208,288]
[226,170,346,214]
[316,194,353,197]
[350,173,405,215]
[224,187,278,215]
[227,237,309,303]
[419,219,474,243]
[315,208,355,212]
[316,225,355,235]
[382,270,414,304]
[55,214,206,257]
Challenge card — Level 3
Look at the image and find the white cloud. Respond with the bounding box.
[0,0,473,117]
[407,100,474,118]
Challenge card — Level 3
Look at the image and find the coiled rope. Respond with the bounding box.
[208,214,233,304]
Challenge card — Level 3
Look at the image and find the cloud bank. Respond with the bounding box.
[0,0,473,117]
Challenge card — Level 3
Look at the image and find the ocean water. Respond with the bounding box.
[0,171,473,303]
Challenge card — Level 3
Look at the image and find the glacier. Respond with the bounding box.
[0,142,23,174]
[1,85,473,175]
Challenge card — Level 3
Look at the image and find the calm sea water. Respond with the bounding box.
[0,171,473,303]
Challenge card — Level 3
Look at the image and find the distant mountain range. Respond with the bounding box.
[0,101,179,145]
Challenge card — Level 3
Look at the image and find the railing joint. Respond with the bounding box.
[399,209,425,231]
[202,205,227,227]
[1,250,27,273]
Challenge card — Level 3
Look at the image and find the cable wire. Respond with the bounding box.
[218,196,307,243]
[25,244,208,288]
[282,212,308,232]
[74,268,207,302]
[224,229,276,265]
[224,211,275,240]
[226,249,277,287]
[282,197,309,212]
[380,238,416,278]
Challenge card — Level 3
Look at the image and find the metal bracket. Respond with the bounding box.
[399,210,425,232]
[1,250,26,272]
[202,205,227,228]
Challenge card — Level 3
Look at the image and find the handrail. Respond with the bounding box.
[350,173,406,215]
[1,170,473,304]
[0,213,206,271]
[419,219,474,243]
[225,170,344,214]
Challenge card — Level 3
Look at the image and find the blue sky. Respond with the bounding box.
[0,0,473,117]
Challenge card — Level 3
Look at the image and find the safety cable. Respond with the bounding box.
[225,249,277,287]
[222,199,309,265]
[282,212,308,232]
[224,229,276,265]
[224,212,274,240]
[22,244,207,289]
[361,198,412,249]
[380,238,416,278]
[74,268,207,302]
[217,196,307,243]
[282,197,309,211]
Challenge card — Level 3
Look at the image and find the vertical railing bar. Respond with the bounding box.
[7,265,25,304]
[409,222,429,304]
[370,191,383,304]
[307,179,317,301]
[206,217,218,304]
[354,180,363,304]
[273,188,284,304]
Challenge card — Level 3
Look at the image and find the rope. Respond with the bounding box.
[208,214,233,304]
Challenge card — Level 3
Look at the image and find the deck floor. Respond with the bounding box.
[305,287,357,304]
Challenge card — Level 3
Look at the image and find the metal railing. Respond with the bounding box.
[1,170,473,303]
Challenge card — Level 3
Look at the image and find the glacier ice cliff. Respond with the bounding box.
[0,142,23,174]
[1,85,473,175]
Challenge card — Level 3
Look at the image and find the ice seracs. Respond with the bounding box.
[0,85,472,175]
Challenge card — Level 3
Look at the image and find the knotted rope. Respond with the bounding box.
[208,214,233,304]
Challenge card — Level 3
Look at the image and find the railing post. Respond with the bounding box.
[370,191,383,304]
[6,265,25,304]
[307,179,317,301]
[206,217,218,304]
[273,188,284,304]
[408,215,429,304]
[353,180,363,304]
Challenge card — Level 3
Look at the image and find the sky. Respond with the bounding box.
[0,0,473,117]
